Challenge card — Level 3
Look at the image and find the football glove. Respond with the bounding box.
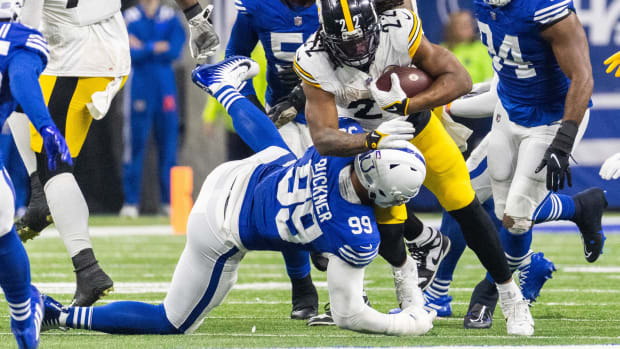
[600,152,620,180]
[535,120,578,191]
[604,51,620,78]
[276,64,301,91]
[365,118,415,150]
[187,4,220,64]
[41,125,72,171]
[268,84,306,128]
[368,73,410,116]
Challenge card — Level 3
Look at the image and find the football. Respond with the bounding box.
[375,66,433,98]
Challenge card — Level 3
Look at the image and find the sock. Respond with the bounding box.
[44,173,91,257]
[496,279,522,304]
[282,248,311,280]
[449,198,511,284]
[64,303,179,334]
[402,207,424,241]
[425,278,451,300]
[291,273,317,309]
[0,229,31,327]
[378,223,407,267]
[408,225,433,246]
[532,193,576,223]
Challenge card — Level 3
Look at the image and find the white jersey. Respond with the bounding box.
[40,0,130,77]
[294,9,423,131]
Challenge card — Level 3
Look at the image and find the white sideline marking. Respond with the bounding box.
[38,225,172,238]
[563,266,620,273]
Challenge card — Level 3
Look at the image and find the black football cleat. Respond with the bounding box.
[72,249,114,307]
[290,274,318,320]
[407,228,451,291]
[307,290,371,326]
[16,172,53,242]
[464,279,498,329]
[572,188,608,263]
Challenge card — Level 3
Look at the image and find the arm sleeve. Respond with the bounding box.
[226,12,259,97]
[8,51,53,132]
[155,16,187,62]
[448,75,498,118]
[327,255,422,336]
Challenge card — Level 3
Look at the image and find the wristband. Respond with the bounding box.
[365,130,384,150]
[550,120,578,154]
[183,2,202,20]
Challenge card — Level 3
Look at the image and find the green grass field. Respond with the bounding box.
[1,217,619,348]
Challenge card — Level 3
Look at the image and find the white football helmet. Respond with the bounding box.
[484,0,511,6]
[354,146,426,208]
[0,0,22,22]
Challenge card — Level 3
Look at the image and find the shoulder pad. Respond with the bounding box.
[123,6,141,24]
[337,243,379,268]
[158,6,176,21]
[381,8,423,59]
[293,34,340,93]
[234,0,255,15]
[532,0,574,26]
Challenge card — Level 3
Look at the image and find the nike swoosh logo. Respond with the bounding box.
[582,236,592,258]
[550,154,561,167]
[360,244,373,250]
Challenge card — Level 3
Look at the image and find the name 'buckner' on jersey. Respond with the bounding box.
[293,8,423,131]
[474,0,591,127]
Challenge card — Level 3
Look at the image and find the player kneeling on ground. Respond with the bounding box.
[41,56,435,336]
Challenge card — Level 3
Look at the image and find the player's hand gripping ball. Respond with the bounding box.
[369,66,432,116]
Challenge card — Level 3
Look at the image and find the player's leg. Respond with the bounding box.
[152,94,179,216]
[282,248,318,320]
[31,76,115,306]
[120,79,153,218]
[0,167,43,348]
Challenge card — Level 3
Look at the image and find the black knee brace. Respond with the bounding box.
[449,197,511,284]
[378,223,407,267]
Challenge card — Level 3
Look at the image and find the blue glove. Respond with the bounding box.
[41,125,72,171]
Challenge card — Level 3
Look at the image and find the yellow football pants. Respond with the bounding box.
[375,112,476,224]
[30,75,126,158]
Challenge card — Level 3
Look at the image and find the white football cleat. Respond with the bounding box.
[192,56,260,96]
[393,255,425,309]
[119,204,138,219]
[501,298,534,336]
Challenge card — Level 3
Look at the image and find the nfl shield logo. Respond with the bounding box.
[294,16,303,26]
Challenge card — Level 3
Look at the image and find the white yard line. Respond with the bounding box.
[563,266,620,273]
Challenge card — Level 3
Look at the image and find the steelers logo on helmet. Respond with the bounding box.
[317,0,380,69]
[354,146,427,208]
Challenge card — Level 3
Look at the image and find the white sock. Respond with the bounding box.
[7,112,38,175]
[44,173,92,257]
[496,279,522,304]
[408,225,434,246]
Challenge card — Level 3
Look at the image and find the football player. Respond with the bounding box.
[0,1,73,347]
[41,56,437,337]
[294,0,533,335]
[7,0,130,307]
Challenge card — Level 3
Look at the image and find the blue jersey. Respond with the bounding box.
[228,0,318,107]
[238,119,380,268]
[0,23,49,127]
[474,0,589,127]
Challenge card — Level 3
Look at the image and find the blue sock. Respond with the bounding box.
[0,229,32,327]
[533,193,576,223]
[65,303,179,334]
[282,249,311,280]
[434,210,466,282]
[486,226,533,283]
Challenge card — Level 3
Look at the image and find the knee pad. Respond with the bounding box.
[502,215,532,235]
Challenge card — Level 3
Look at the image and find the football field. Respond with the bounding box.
[1,215,619,348]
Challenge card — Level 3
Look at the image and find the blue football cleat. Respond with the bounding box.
[192,56,260,96]
[519,252,556,303]
[41,294,68,332]
[11,285,43,349]
[423,292,452,317]
[572,188,608,263]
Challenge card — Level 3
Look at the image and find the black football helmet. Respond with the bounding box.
[318,0,380,69]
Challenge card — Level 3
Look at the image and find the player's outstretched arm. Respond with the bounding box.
[536,13,593,191]
[406,37,473,114]
[303,83,415,156]
[326,255,434,336]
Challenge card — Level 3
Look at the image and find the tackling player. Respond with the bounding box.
[295,0,533,335]
[7,0,130,307]
[41,56,437,337]
[0,1,73,347]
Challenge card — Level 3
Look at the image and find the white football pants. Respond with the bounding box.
[278,121,312,158]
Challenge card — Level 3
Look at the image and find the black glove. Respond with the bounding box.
[535,120,578,192]
[268,84,306,128]
[276,64,301,90]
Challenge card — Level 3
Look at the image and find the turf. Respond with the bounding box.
[2,225,619,348]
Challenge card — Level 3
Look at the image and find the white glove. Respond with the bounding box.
[600,152,620,180]
[368,73,410,116]
[187,4,220,64]
[388,306,436,336]
[365,118,416,151]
